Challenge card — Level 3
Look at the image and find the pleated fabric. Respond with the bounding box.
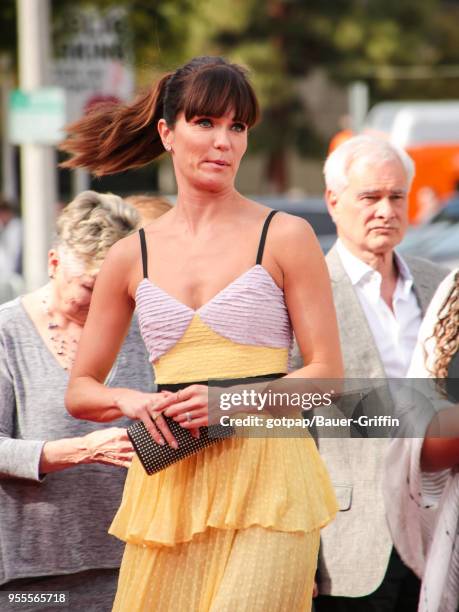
[112,253,338,610]
[136,265,293,364]
[150,315,290,385]
[112,526,320,612]
[110,437,337,547]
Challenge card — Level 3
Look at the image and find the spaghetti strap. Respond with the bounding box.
[256,210,279,265]
[139,228,148,278]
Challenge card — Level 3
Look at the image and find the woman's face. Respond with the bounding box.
[159,111,248,193]
[48,248,98,321]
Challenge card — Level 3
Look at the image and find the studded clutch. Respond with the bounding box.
[127,417,235,475]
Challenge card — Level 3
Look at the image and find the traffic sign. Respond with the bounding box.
[8,87,66,145]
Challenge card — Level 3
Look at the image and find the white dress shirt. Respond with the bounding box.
[336,239,422,378]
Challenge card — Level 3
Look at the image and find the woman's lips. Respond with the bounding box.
[203,160,230,167]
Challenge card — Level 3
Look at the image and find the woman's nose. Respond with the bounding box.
[213,128,230,150]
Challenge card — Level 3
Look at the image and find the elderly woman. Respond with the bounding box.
[0,191,154,611]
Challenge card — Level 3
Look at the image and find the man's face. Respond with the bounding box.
[327,158,410,259]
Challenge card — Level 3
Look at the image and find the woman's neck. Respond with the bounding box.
[29,284,87,329]
[173,185,245,234]
[22,283,86,371]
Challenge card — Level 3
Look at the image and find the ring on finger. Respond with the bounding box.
[186,411,193,423]
[152,411,162,422]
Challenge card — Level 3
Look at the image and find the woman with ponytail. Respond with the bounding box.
[64,56,342,611]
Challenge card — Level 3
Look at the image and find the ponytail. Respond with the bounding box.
[60,56,260,176]
[59,73,172,176]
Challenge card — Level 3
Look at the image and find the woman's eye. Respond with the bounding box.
[232,122,246,132]
[196,118,212,128]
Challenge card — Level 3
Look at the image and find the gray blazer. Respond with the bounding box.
[317,244,448,597]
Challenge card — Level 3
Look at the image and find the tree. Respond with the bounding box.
[4,0,459,193]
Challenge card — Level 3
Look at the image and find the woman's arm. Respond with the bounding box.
[0,335,46,480]
[275,214,343,381]
[65,236,178,448]
[39,427,134,473]
[0,333,134,478]
[421,438,459,471]
[65,236,138,421]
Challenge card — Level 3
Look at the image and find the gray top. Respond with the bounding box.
[0,298,154,585]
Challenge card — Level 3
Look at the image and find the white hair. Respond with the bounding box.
[323,135,415,194]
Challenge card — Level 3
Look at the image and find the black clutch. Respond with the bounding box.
[127,417,235,475]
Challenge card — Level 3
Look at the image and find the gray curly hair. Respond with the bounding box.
[55,190,140,269]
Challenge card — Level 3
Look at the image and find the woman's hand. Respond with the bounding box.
[113,389,178,448]
[81,427,134,468]
[161,384,220,431]
[40,427,135,474]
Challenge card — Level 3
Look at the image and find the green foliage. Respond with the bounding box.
[0,1,16,63]
[4,0,459,188]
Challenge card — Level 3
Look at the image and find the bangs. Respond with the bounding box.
[182,65,259,127]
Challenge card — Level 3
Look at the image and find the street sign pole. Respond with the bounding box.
[0,55,16,203]
[348,81,369,134]
[17,0,57,290]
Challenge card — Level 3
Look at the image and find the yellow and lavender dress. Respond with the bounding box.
[110,214,338,611]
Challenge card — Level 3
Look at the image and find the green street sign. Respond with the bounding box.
[8,87,67,145]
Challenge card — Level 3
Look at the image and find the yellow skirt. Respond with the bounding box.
[110,437,337,546]
[112,525,320,612]
[110,436,336,611]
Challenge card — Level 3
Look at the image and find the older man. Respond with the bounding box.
[310,136,448,611]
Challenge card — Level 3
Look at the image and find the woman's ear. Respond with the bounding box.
[157,119,173,152]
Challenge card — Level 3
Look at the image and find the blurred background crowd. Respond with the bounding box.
[2,0,459,292]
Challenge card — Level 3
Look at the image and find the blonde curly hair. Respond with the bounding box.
[428,271,459,380]
[55,190,140,270]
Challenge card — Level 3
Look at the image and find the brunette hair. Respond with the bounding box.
[60,56,260,176]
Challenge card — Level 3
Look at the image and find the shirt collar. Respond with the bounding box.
[336,239,414,300]
[336,239,375,286]
[393,253,414,301]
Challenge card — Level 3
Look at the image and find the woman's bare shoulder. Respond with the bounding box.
[104,230,141,268]
[261,211,324,280]
[263,210,317,252]
[243,198,315,237]
[97,231,144,299]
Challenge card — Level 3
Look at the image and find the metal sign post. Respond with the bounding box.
[17,0,57,290]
